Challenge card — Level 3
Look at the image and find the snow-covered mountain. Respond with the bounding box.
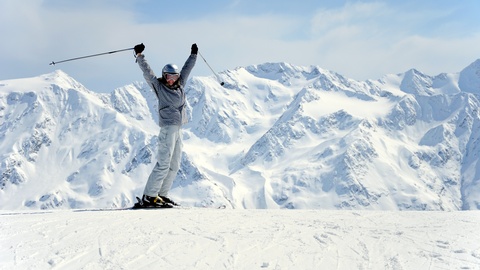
[1,60,480,210]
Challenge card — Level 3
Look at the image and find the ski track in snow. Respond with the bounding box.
[1,210,479,270]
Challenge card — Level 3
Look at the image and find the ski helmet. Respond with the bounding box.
[162,64,179,77]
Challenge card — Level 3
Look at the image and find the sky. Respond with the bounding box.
[1,0,479,93]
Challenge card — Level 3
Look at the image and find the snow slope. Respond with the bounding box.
[1,60,480,210]
[1,209,479,270]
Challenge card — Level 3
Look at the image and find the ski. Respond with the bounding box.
[73,197,226,212]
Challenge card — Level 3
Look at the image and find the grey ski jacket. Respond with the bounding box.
[136,54,196,127]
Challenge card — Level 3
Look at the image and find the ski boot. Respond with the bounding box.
[134,195,173,209]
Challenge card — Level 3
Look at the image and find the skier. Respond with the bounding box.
[133,42,197,207]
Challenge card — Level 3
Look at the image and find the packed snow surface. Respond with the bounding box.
[1,209,479,270]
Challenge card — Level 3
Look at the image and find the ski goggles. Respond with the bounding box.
[165,73,179,81]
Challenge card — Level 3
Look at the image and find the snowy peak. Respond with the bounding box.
[397,59,480,97]
[459,59,480,94]
[400,68,434,95]
[244,62,324,84]
[399,68,461,96]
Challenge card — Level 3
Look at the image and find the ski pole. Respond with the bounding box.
[198,51,225,86]
[49,47,134,65]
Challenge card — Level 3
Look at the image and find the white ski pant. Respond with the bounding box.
[144,125,182,197]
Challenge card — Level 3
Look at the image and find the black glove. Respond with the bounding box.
[134,43,145,54]
[191,43,198,55]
